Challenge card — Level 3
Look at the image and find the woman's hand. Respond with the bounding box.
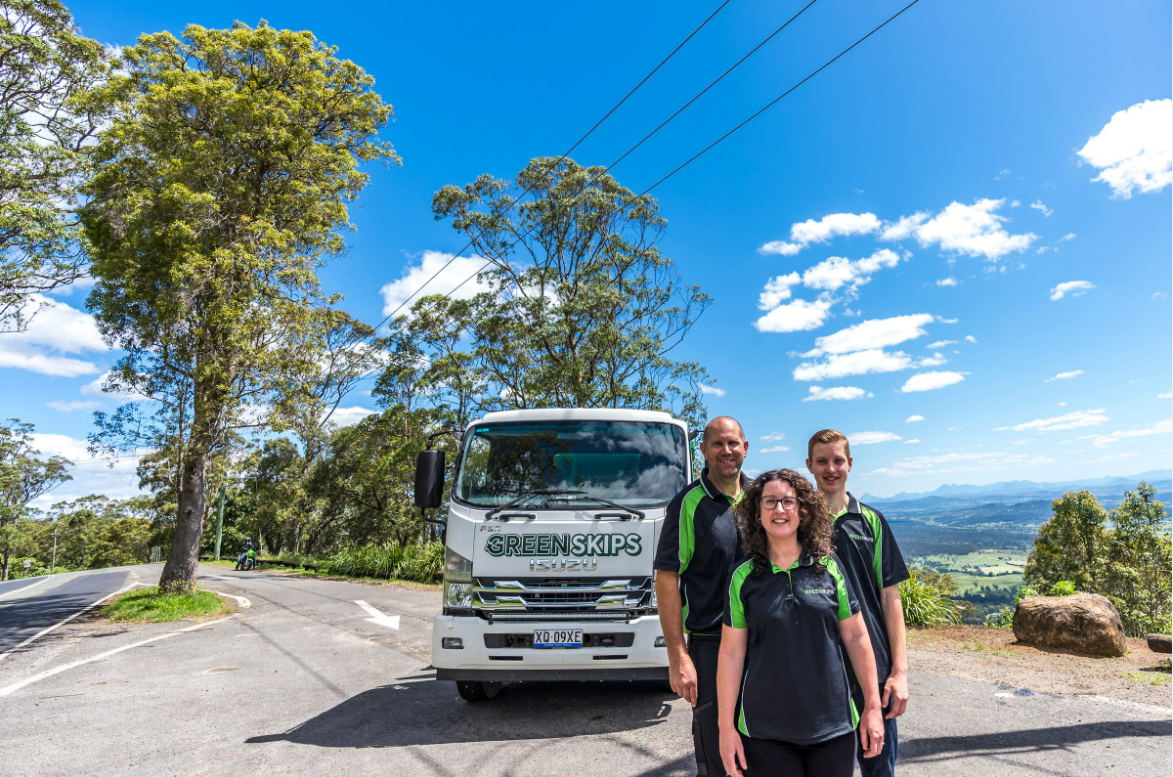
[719,725,747,777]
[858,703,885,758]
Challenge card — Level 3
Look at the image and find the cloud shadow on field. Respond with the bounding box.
[246,676,675,748]
[901,719,1172,763]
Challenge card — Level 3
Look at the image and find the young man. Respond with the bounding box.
[655,416,749,777]
[807,429,909,777]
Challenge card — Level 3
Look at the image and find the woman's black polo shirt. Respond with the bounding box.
[724,554,860,745]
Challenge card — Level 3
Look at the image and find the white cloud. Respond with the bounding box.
[759,212,880,256]
[1049,280,1094,301]
[0,295,107,377]
[805,313,934,357]
[81,371,152,402]
[27,433,145,509]
[46,400,100,412]
[903,439,920,444]
[925,340,956,349]
[1058,401,1068,407]
[1080,418,1171,447]
[1029,200,1053,217]
[1158,391,1172,400]
[380,250,495,319]
[849,431,902,446]
[760,434,785,441]
[754,298,832,333]
[872,451,1054,478]
[803,385,872,402]
[881,199,1036,260]
[758,444,790,453]
[1077,98,1172,198]
[1006,408,1109,432]
[905,415,924,423]
[699,384,727,397]
[1045,370,1084,382]
[900,371,966,393]
[324,406,378,428]
[801,249,903,293]
[793,349,916,381]
[936,277,958,287]
[964,335,977,343]
[758,272,801,309]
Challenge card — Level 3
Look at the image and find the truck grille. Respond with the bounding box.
[472,576,653,619]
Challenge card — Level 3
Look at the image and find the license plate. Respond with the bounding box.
[532,628,583,648]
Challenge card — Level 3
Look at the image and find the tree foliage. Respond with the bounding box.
[1024,484,1171,636]
[0,418,70,579]
[1023,490,1106,594]
[382,157,711,429]
[81,21,396,593]
[0,0,107,330]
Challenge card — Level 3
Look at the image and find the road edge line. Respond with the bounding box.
[0,580,147,665]
[0,615,235,697]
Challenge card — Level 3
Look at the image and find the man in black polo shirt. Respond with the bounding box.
[655,416,749,777]
[807,428,910,777]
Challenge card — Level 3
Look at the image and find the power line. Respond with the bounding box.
[641,0,923,195]
[374,0,732,329]
[424,0,924,309]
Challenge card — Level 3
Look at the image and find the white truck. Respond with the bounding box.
[414,407,691,701]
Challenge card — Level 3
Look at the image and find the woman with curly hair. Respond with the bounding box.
[716,469,884,777]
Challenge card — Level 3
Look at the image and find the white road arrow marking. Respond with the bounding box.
[354,600,400,630]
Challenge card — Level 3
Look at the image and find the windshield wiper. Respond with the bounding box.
[484,489,586,520]
[546,493,646,520]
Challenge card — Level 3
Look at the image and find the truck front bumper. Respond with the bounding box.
[431,613,667,682]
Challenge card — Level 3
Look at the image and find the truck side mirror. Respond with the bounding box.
[414,450,445,508]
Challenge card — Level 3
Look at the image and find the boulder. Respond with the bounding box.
[1146,634,1172,654]
[1013,593,1126,657]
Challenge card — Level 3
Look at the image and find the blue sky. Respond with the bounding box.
[6,0,1170,505]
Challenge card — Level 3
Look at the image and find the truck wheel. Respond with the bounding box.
[455,681,502,702]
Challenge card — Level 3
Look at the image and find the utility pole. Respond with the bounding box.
[213,484,227,561]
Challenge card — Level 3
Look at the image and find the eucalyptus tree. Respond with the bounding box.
[82,22,396,593]
[0,418,70,579]
[385,156,712,429]
[0,0,108,330]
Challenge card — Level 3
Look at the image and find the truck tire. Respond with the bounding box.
[455,681,502,702]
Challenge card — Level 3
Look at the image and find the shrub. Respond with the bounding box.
[899,569,964,628]
[318,542,443,582]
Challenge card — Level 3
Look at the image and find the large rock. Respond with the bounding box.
[1146,634,1172,654]
[1013,593,1126,657]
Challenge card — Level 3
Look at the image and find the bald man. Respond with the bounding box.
[655,417,749,777]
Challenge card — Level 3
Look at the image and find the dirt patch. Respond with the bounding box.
[909,625,1172,708]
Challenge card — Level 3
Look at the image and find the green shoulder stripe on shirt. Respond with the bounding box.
[727,560,754,629]
[823,556,853,621]
[860,505,884,591]
[678,486,706,574]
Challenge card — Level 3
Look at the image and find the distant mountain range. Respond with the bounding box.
[859,471,1172,558]
[862,470,1171,506]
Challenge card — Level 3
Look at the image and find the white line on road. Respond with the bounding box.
[0,580,148,664]
[0,575,54,601]
[215,592,251,608]
[0,616,235,697]
[354,599,400,629]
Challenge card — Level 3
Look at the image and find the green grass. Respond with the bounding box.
[1118,670,1171,686]
[103,586,235,623]
[949,571,1024,595]
[958,641,1014,658]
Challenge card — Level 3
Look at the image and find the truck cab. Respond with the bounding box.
[416,408,689,701]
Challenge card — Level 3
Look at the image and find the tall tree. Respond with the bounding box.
[0,0,107,330]
[385,157,711,428]
[82,22,397,593]
[1023,490,1106,594]
[0,418,70,579]
[1100,483,1171,636]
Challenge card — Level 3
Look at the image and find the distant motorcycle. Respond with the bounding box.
[234,549,258,571]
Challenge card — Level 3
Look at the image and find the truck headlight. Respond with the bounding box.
[445,582,472,608]
[444,546,472,581]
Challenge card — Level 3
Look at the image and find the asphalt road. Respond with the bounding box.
[0,565,1168,776]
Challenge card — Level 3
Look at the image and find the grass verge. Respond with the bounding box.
[103,586,235,623]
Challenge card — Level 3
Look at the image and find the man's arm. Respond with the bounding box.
[880,584,908,718]
[655,570,697,706]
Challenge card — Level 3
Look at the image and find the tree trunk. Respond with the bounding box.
[1,547,9,582]
[158,447,207,594]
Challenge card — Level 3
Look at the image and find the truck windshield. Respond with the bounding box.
[454,420,688,508]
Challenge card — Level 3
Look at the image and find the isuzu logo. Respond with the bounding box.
[528,558,598,572]
[484,533,642,558]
